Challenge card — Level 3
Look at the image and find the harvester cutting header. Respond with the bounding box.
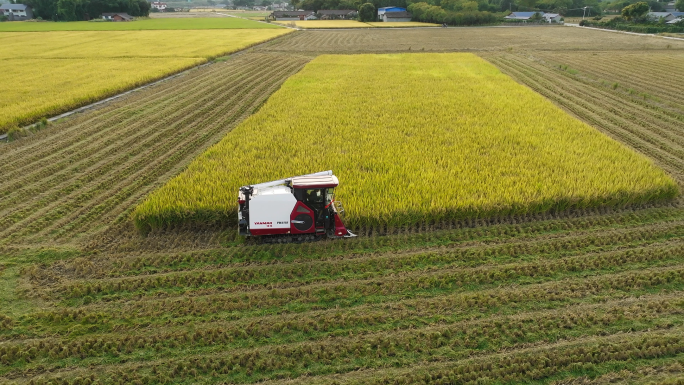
[238,171,356,241]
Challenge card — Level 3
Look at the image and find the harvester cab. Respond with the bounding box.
[238,171,356,241]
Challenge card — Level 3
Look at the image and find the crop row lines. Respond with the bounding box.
[487,55,684,181]
[0,57,286,235]
[0,52,282,173]
[547,53,684,104]
[283,328,684,385]
[0,54,311,243]
[547,360,684,385]
[2,293,681,379]
[536,55,684,145]
[542,53,684,110]
[11,324,684,385]
[48,226,684,302]
[91,219,684,278]
[52,239,684,304]
[54,262,684,328]
[0,63,259,220]
[17,264,684,345]
[39,57,311,242]
[496,54,684,163]
[0,56,253,189]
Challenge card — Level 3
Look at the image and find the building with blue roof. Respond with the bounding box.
[377,6,407,18]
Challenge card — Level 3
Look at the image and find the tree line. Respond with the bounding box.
[24,0,150,21]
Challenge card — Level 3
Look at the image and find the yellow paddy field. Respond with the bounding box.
[134,53,676,230]
[0,29,291,133]
[274,20,439,28]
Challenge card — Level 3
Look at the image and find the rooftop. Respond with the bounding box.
[317,9,357,15]
[0,3,30,10]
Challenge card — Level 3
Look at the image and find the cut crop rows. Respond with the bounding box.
[0,53,310,246]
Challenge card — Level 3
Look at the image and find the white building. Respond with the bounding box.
[151,1,167,10]
[543,13,561,22]
[0,3,33,20]
[383,11,412,22]
[505,11,562,23]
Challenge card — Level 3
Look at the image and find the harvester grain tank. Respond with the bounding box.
[238,171,356,241]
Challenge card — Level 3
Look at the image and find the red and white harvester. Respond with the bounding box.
[238,171,356,242]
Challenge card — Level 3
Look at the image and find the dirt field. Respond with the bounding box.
[1,27,683,385]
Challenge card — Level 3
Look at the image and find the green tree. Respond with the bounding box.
[57,0,85,20]
[621,1,648,20]
[461,0,477,11]
[358,2,374,20]
[676,0,683,11]
[517,0,537,10]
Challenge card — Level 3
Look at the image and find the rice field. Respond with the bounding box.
[0,16,280,31]
[132,53,676,231]
[0,29,291,133]
[366,21,440,27]
[273,20,440,28]
[274,20,373,28]
[1,29,684,385]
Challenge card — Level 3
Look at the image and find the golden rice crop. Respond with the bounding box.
[273,21,440,29]
[132,53,678,230]
[273,20,373,28]
[366,22,441,27]
[0,29,291,132]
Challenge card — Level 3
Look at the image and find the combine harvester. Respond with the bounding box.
[238,171,356,243]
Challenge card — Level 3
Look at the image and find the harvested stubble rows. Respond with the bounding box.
[0,52,310,245]
[2,29,684,385]
[133,53,676,230]
[255,26,684,53]
[4,207,684,384]
[481,50,684,182]
[273,20,439,28]
[0,28,290,133]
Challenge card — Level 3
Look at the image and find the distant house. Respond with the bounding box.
[648,11,684,21]
[382,10,412,21]
[253,5,268,11]
[151,1,167,11]
[664,1,676,12]
[543,13,561,22]
[377,6,406,18]
[101,12,135,21]
[317,9,357,19]
[0,3,33,20]
[648,11,677,21]
[271,10,315,20]
[504,11,560,22]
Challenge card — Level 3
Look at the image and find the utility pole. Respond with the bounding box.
[582,6,587,19]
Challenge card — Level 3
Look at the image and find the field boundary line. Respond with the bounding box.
[567,24,684,42]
